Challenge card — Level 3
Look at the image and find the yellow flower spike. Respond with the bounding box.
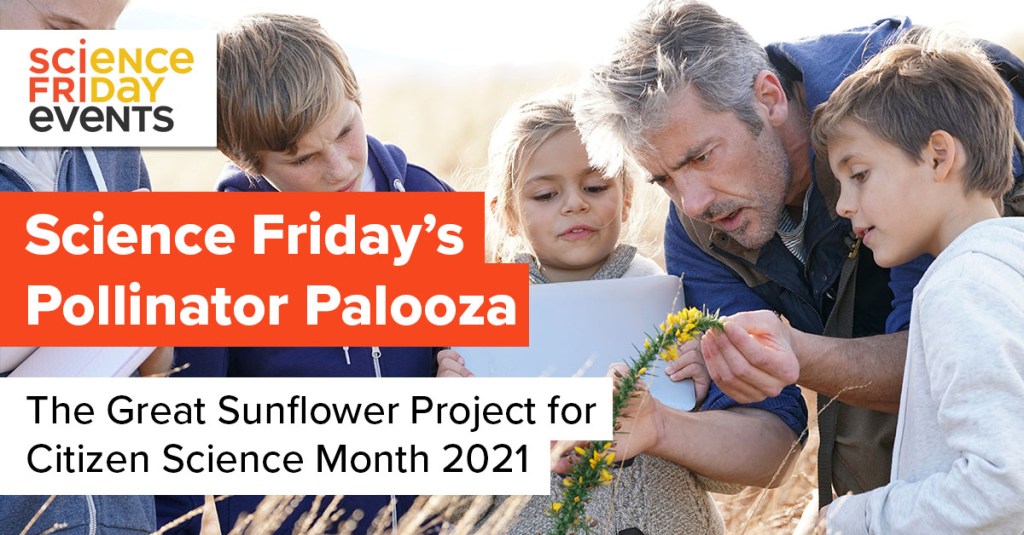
[551,308,722,530]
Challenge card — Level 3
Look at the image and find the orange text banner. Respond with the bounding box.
[0,192,528,347]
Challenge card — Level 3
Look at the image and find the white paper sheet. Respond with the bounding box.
[6,347,156,377]
[0,347,37,374]
[456,275,696,411]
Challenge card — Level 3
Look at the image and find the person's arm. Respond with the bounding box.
[790,328,905,412]
[826,274,1024,533]
[576,363,801,488]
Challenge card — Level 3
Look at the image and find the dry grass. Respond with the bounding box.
[145,393,821,534]
[712,389,819,535]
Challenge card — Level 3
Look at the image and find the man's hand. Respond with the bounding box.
[664,338,711,405]
[436,349,474,378]
[702,310,799,403]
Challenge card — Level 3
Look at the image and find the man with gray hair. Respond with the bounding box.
[575,0,1024,507]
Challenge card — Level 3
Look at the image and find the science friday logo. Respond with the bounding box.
[0,30,215,147]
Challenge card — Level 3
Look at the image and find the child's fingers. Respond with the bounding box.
[663,339,702,376]
[436,351,474,378]
[436,348,464,365]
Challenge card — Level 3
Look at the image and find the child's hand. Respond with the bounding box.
[814,505,829,535]
[664,339,711,405]
[607,362,663,462]
[436,349,474,378]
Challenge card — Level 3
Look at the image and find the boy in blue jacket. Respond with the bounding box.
[157,14,452,535]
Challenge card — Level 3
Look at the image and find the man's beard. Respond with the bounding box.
[701,128,791,249]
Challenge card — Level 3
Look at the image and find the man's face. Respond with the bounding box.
[637,86,791,250]
[0,0,129,30]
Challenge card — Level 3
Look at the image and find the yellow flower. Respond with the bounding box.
[563,477,573,487]
[574,496,581,503]
[599,469,613,485]
[552,502,562,512]
[637,366,647,375]
[605,452,616,464]
[574,446,587,456]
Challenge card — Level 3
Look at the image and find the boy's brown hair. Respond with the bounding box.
[811,30,1016,200]
[217,13,361,175]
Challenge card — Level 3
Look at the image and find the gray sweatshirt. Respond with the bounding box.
[828,217,1024,534]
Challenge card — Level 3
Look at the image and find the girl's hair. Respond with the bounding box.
[485,88,641,263]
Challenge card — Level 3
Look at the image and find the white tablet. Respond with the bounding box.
[455,275,696,411]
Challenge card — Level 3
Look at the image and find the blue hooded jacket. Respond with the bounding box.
[157,136,452,535]
[0,147,150,192]
[1,146,154,535]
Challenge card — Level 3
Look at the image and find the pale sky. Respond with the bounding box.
[119,0,1021,68]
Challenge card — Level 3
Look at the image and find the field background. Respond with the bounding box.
[140,18,1021,534]
[144,61,812,533]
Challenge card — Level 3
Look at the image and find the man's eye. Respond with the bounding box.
[647,175,667,185]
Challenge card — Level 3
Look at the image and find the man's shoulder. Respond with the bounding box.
[765,17,912,110]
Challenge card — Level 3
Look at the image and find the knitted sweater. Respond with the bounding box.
[502,245,735,535]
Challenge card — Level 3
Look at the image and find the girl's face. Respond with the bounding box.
[515,129,627,282]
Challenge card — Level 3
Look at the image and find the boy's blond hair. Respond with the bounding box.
[811,30,1015,201]
[217,13,361,175]
[486,88,637,263]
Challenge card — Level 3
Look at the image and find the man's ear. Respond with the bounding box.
[753,70,788,128]
[925,130,959,183]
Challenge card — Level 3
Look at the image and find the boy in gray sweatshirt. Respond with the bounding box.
[808,30,1024,534]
